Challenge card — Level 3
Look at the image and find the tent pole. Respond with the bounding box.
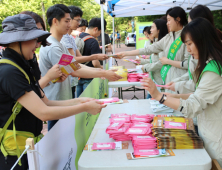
[112,17,115,55]
[101,4,106,69]
[100,3,108,97]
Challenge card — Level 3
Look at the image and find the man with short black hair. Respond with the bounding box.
[76,18,107,97]
[39,4,121,130]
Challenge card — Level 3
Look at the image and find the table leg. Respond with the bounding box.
[121,87,123,99]
[144,89,146,99]
[118,87,121,99]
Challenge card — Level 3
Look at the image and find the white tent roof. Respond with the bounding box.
[95,0,222,17]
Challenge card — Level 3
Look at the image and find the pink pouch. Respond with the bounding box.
[91,143,116,150]
[128,73,138,78]
[125,128,150,135]
[134,149,159,156]
[106,127,127,134]
[164,121,186,129]
[128,59,140,64]
[133,135,156,141]
[99,97,119,104]
[107,122,124,130]
[111,113,130,118]
[131,117,149,123]
[128,78,139,82]
[131,123,152,128]
[110,117,131,124]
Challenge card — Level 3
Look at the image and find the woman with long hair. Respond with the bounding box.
[141,19,168,86]
[167,5,222,94]
[117,7,189,93]
[141,18,222,166]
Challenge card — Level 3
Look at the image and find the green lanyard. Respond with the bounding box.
[149,54,154,81]
[160,37,183,84]
[196,60,221,88]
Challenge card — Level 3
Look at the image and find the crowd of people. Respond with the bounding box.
[0,2,221,169]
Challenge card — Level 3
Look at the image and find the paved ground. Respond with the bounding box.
[42,43,144,135]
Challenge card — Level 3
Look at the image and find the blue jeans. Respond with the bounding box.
[147,93,152,99]
[76,79,92,97]
[48,120,58,131]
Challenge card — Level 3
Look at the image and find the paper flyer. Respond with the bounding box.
[52,54,81,83]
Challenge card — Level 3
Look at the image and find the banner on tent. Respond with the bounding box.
[35,77,108,170]
[136,22,152,49]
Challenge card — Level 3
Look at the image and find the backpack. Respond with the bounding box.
[117,33,120,39]
[75,33,94,55]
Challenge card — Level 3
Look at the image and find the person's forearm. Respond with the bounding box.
[172,93,192,100]
[71,67,105,78]
[92,60,102,68]
[45,98,81,106]
[124,50,140,56]
[39,76,51,89]
[42,103,89,121]
[167,60,182,68]
[75,55,96,63]
[156,94,180,110]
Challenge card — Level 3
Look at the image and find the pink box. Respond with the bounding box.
[91,143,116,150]
[107,122,124,130]
[164,121,187,129]
[134,149,159,156]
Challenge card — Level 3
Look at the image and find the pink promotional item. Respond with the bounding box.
[134,149,159,156]
[110,117,131,124]
[164,121,187,129]
[107,122,124,130]
[91,143,116,150]
[125,128,151,135]
[58,54,73,66]
[128,73,149,82]
[99,97,119,104]
[131,123,152,128]
[111,113,131,118]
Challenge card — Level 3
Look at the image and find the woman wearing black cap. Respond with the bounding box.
[0,14,106,169]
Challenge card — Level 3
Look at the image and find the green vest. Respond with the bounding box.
[196,60,222,88]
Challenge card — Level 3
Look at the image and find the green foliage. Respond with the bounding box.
[0,0,221,34]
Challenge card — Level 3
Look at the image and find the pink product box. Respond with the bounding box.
[128,78,139,82]
[131,117,150,123]
[132,135,156,141]
[106,127,128,134]
[164,121,187,129]
[134,149,159,156]
[110,117,131,124]
[91,143,116,150]
[133,145,157,150]
[124,128,150,135]
[128,73,138,78]
[131,123,152,128]
[107,122,124,130]
[111,114,131,118]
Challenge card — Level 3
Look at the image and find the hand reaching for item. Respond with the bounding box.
[85,100,107,115]
[165,81,175,91]
[135,58,141,64]
[115,52,126,59]
[140,77,162,101]
[105,70,122,81]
